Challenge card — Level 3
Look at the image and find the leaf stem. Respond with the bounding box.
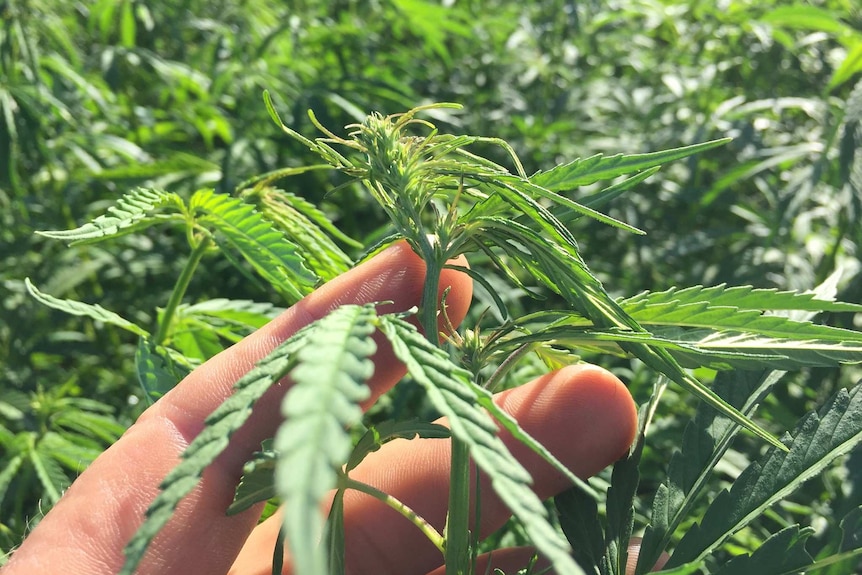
[154,234,212,345]
[343,478,445,553]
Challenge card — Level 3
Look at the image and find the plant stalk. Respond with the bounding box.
[414,238,474,575]
[153,234,212,345]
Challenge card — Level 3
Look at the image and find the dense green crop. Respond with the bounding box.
[3,1,862,573]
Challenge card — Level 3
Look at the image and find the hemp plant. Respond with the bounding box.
[29,98,862,575]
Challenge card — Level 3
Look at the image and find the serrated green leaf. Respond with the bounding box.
[636,369,784,575]
[840,506,862,552]
[180,299,284,329]
[168,315,225,360]
[39,431,103,472]
[346,419,450,472]
[275,304,378,575]
[0,455,24,507]
[621,284,862,314]
[226,442,277,516]
[712,525,814,575]
[191,189,316,302]
[377,315,584,575]
[30,442,67,504]
[556,487,604,575]
[603,435,643,575]
[473,219,786,451]
[530,140,731,191]
[25,279,149,337]
[509,324,862,372]
[244,187,358,281]
[135,337,192,404]
[120,323,314,575]
[667,382,862,568]
[35,188,185,245]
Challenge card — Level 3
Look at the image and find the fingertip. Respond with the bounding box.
[498,364,638,486]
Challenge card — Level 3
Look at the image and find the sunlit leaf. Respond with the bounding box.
[530,140,730,191]
[25,279,149,337]
[120,323,314,575]
[35,188,185,245]
[191,189,317,302]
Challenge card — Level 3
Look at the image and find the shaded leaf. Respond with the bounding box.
[226,440,277,516]
[556,487,604,575]
[636,370,784,574]
[346,419,450,472]
[135,337,192,403]
[712,525,814,575]
[667,382,862,567]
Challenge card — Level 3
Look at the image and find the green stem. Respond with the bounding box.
[153,234,212,345]
[413,236,473,574]
[344,478,445,553]
[445,437,472,575]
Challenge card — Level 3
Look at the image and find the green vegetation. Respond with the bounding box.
[3,1,862,573]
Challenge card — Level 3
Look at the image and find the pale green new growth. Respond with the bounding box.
[34,187,185,245]
[275,304,378,575]
[24,278,149,337]
[190,189,317,302]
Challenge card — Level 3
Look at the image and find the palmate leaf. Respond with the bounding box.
[472,218,786,451]
[191,189,316,302]
[504,324,862,372]
[377,315,585,575]
[504,279,862,371]
[25,279,149,337]
[665,382,862,568]
[120,323,314,575]
[530,139,731,191]
[635,369,785,575]
[35,187,185,245]
[275,304,378,575]
[556,486,604,575]
[30,440,69,504]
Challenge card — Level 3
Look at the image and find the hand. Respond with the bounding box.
[2,241,638,575]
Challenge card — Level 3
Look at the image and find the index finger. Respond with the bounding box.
[3,241,472,575]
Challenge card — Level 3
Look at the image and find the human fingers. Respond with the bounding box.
[2,240,472,575]
[232,364,638,575]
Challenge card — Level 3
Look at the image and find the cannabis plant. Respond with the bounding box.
[29,99,862,575]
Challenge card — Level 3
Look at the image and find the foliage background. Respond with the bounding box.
[2,0,861,569]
